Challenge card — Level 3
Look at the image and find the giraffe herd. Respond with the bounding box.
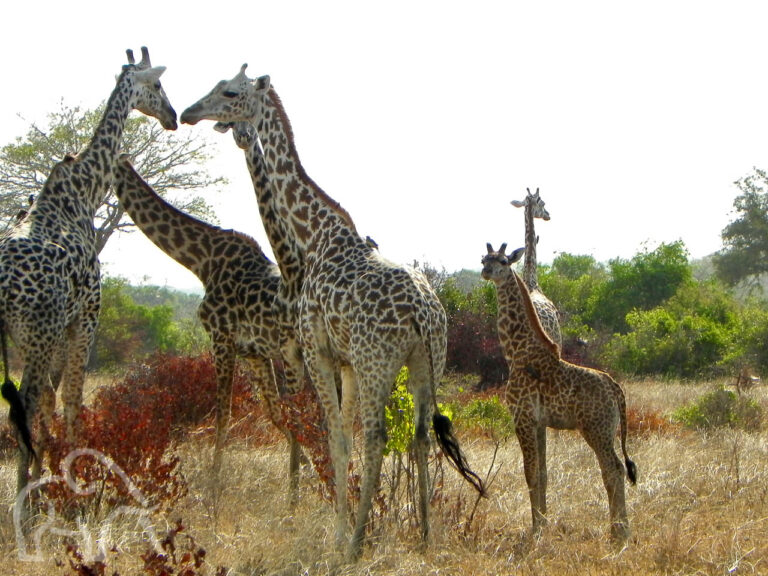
[0,49,636,560]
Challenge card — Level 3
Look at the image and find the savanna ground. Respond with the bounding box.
[1,375,767,575]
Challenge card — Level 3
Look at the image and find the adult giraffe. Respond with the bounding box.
[181,66,484,560]
[0,47,177,497]
[111,155,303,494]
[511,188,562,347]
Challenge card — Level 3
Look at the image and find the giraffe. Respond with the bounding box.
[511,188,562,347]
[110,155,303,494]
[181,65,485,560]
[0,47,177,496]
[481,243,637,544]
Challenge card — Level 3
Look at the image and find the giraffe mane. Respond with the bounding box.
[266,87,358,234]
[513,271,560,357]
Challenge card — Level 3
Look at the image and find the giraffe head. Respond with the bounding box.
[511,188,550,221]
[181,64,271,126]
[213,121,258,151]
[121,47,178,130]
[481,242,524,284]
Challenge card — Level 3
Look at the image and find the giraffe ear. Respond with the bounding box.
[213,122,234,133]
[508,247,525,264]
[134,66,166,84]
[253,74,271,91]
[511,199,525,208]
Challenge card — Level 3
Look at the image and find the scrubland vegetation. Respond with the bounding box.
[1,359,766,575]
[2,239,768,574]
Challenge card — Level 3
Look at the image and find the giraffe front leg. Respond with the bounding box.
[516,422,545,535]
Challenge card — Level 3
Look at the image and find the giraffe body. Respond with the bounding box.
[0,47,177,496]
[181,67,484,560]
[511,189,562,347]
[481,243,636,544]
[111,156,303,490]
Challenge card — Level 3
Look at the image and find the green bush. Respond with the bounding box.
[453,395,515,440]
[384,367,415,455]
[672,386,763,431]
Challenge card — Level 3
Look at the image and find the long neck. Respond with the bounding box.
[242,135,304,304]
[495,271,558,367]
[523,202,538,290]
[115,167,250,280]
[258,87,359,256]
[76,70,135,216]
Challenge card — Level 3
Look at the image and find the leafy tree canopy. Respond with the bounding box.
[0,100,225,252]
[714,167,768,288]
[585,240,692,333]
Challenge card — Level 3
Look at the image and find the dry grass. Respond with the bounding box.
[1,379,768,575]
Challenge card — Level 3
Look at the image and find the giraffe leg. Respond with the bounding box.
[347,368,394,561]
[516,420,546,535]
[247,356,305,503]
[34,382,56,482]
[408,351,433,546]
[340,366,357,457]
[60,315,97,444]
[17,360,49,496]
[211,341,236,476]
[582,423,629,543]
[302,329,349,549]
[279,353,310,497]
[536,423,548,523]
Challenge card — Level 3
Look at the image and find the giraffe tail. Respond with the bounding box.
[414,321,486,497]
[0,318,36,461]
[433,413,486,496]
[612,375,637,485]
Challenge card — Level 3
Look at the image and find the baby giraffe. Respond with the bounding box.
[481,243,637,544]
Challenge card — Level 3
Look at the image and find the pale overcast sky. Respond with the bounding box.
[2,1,766,292]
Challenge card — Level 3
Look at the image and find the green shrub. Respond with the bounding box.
[384,367,415,455]
[452,395,515,440]
[672,386,763,431]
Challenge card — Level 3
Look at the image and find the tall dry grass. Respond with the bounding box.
[1,379,767,575]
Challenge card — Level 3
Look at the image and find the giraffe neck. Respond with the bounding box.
[241,134,305,304]
[75,69,137,216]
[523,202,539,290]
[495,271,558,366]
[114,165,260,280]
[257,86,359,256]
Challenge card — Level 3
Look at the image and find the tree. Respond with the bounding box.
[714,168,768,288]
[0,100,224,252]
[585,241,692,334]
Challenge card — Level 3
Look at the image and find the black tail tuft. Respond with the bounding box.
[2,378,36,461]
[433,413,486,496]
[626,458,637,485]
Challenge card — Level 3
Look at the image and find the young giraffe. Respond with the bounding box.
[481,243,637,544]
[0,47,177,496]
[110,155,303,493]
[510,188,562,347]
[181,66,484,560]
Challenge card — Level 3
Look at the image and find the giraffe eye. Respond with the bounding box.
[223,90,238,98]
